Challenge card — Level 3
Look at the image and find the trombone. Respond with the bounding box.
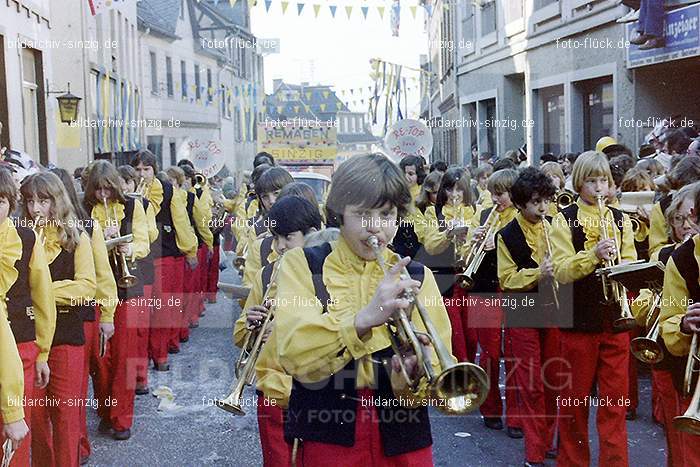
[595,195,636,332]
[215,262,281,416]
[368,236,489,415]
[541,215,559,311]
[630,293,664,364]
[456,208,500,290]
[673,333,700,435]
[103,197,138,289]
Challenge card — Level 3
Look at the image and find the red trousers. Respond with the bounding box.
[652,368,664,425]
[136,284,152,387]
[173,258,197,350]
[78,316,110,460]
[32,344,85,467]
[150,256,184,365]
[628,327,640,411]
[504,328,562,463]
[557,330,630,467]
[466,294,507,422]
[206,245,220,302]
[0,342,39,467]
[107,298,144,431]
[655,368,700,467]
[298,389,433,467]
[257,396,292,467]
[443,286,475,363]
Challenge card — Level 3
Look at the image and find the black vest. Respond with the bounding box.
[186,191,203,247]
[392,214,421,260]
[248,215,268,238]
[658,239,700,393]
[498,217,558,328]
[135,198,155,286]
[559,204,625,333]
[284,243,433,457]
[6,227,37,343]
[154,181,182,259]
[49,245,87,346]
[260,236,274,269]
[79,219,96,322]
[470,207,499,293]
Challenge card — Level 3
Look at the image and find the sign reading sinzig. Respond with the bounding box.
[257,120,337,164]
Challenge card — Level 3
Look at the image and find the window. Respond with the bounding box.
[170,140,177,166]
[504,0,524,24]
[540,86,566,156]
[535,0,558,9]
[166,57,173,97]
[147,136,163,167]
[21,48,41,160]
[220,84,227,116]
[194,64,201,100]
[149,52,158,95]
[207,68,213,102]
[581,78,614,151]
[180,60,187,98]
[481,0,497,36]
[484,99,496,157]
[440,3,453,75]
[461,3,475,53]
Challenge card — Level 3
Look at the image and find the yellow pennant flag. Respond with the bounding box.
[410,5,417,19]
[281,1,289,14]
[377,5,385,19]
[322,90,330,98]
[345,5,352,19]
[248,0,257,8]
[229,0,237,6]
[304,104,310,112]
[277,105,284,114]
[305,91,312,100]
[320,103,326,111]
[313,4,321,17]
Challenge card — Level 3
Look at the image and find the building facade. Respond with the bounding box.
[0,0,55,166]
[427,0,700,167]
[138,0,264,177]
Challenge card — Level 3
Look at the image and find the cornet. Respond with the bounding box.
[103,197,138,289]
[595,195,636,332]
[456,209,500,290]
[216,262,281,416]
[126,177,147,199]
[368,236,489,415]
[673,333,700,435]
[541,215,559,311]
[630,294,664,364]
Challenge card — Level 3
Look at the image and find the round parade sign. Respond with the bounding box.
[178,139,224,178]
[383,119,433,161]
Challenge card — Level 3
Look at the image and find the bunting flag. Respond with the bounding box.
[305,91,312,100]
[320,103,326,111]
[294,105,300,113]
[329,5,336,17]
[377,5,385,19]
[281,1,289,14]
[248,0,256,8]
[322,90,330,98]
[361,6,368,19]
[313,3,321,17]
[297,2,304,15]
[264,0,272,11]
[345,5,352,19]
[409,5,417,19]
[277,105,284,114]
[229,0,237,6]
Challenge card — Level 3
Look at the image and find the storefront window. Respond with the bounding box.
[541,86,565,156]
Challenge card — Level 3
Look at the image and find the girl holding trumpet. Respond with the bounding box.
[231,195,322,466]
[21,172,97,467]
[658,186,700,467]
[275,154,453,466]
[0,167,50,466]
[497,167,560,466]
[549,151,636,467]
[83,160,150,440]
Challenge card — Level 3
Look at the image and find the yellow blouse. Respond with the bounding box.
[0,303,24,423]
[660,236,698,357]
[145,178,164,216]
[476,186,494,209]
[421,204,476,256]
[242,236,278,289]
[171,188,198,259]
[649,202,670,260]
[145,202,159,244]
[275,236,453,395]
[190,188,214,250]
[550,199,637,285]
[497,213,549,292]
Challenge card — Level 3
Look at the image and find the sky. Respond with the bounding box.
[249,1,429,118]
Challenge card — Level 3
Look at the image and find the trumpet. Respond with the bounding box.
[595,195,636,332]
[194,173,207,190]
[234,243,248,277]
[216,263,281,415]
[368,236,489,415]
[450,194,468,270]
[630,294,664,364]
[127,176,147,199]
[541,215,559,311]
[210,202,228,234]
[556,190,575,210]
[456,208,500,290]
[32,215,46,246]
[673,333,700,434]
[103,197,138,289]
